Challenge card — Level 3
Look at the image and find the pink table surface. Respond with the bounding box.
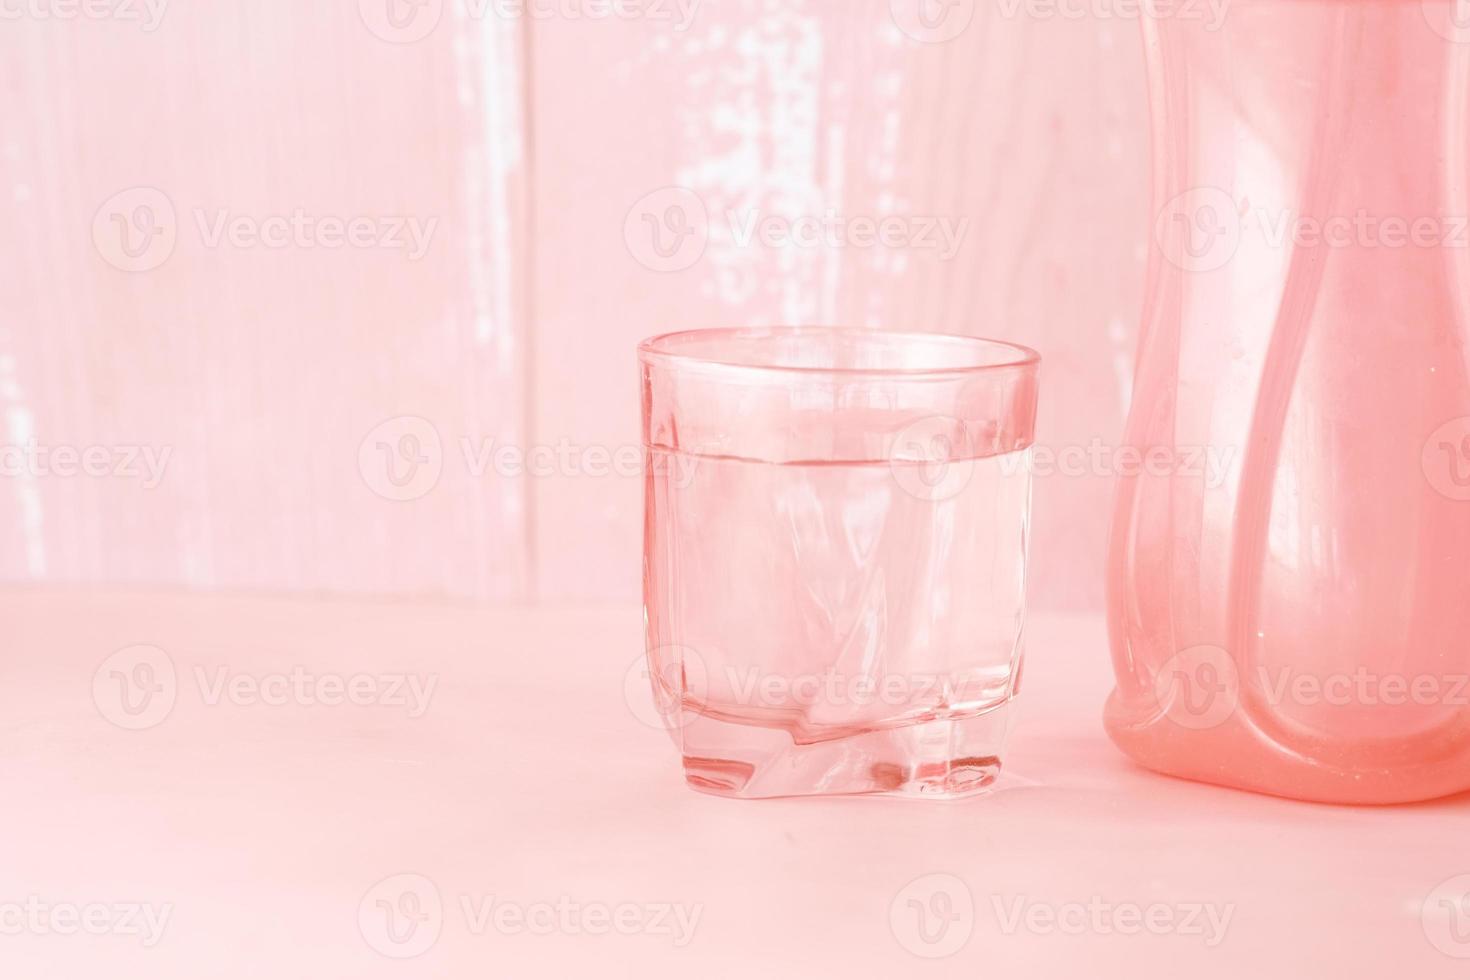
[2,587,1464,979]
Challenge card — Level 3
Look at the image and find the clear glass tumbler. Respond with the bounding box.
[640,327,1040,799]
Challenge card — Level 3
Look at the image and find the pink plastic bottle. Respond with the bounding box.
[1105,0,1470,803]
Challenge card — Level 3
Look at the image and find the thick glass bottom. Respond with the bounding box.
[675,702,1015,800]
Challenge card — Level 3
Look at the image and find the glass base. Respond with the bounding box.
[676,702,1015,800]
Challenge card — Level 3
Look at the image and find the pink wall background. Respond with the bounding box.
[0,0,1149,609]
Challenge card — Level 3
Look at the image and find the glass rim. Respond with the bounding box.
[638,326,1041,380]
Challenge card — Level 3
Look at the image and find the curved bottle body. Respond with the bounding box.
[1106,2,1470,803]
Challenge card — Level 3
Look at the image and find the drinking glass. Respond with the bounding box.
[639,327,1040,799]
